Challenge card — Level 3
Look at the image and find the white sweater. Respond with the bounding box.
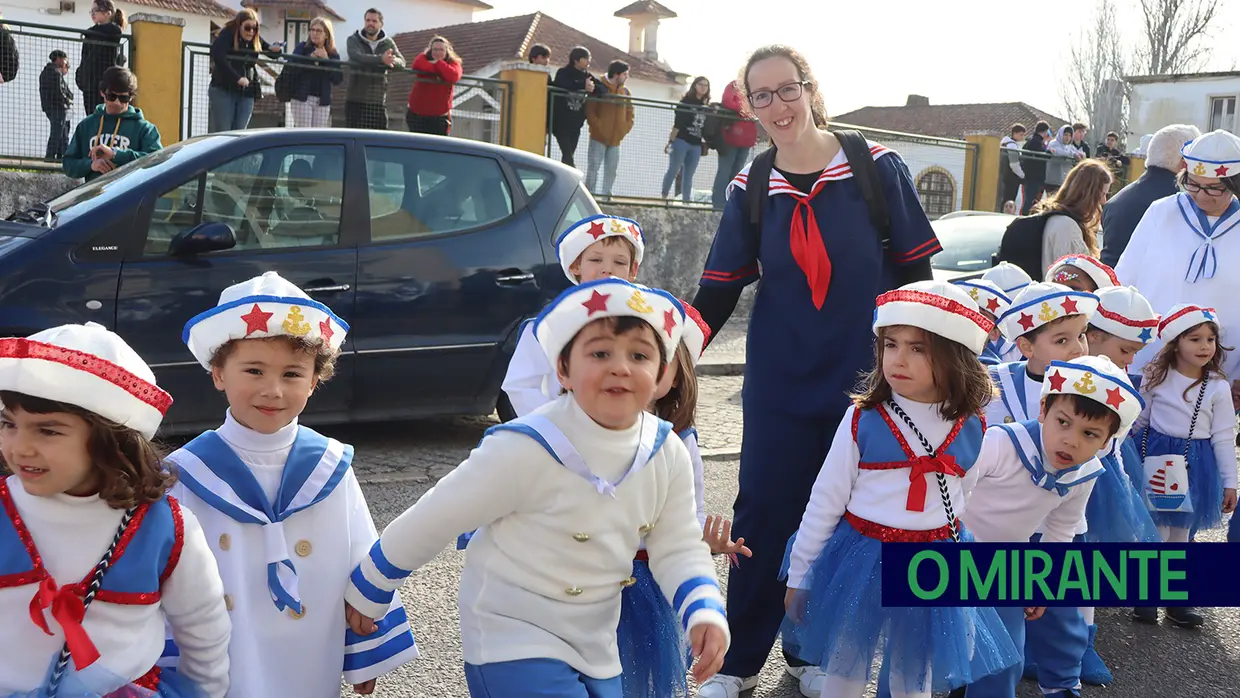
[1135,369,1238,489]
[347,395,727,679]
[500,322,559,418]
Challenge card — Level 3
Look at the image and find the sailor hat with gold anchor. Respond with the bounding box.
[555,214,646,282]
[1181,129,1240,180]
[533,278,685,366]
[951,278,1012,318]
[1041,355,1144,432]
[182,271,350,369]
[997,282,1099,341]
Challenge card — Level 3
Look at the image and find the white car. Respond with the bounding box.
[929,211,1016,281]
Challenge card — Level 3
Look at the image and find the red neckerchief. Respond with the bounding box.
[788,177,832,309]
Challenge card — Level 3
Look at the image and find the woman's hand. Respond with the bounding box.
[352,679,376,695]
[345,602,378,636]
[784,586,806,623]
[237,76,250,89]
[313,47,328,59]
[688,624,727,684]
[701,144,710,157]
[664,142,673,155]
[703,515,752,558]
[1224,488,1237,514]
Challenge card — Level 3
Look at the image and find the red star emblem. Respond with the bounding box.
[1106,387,1124,409]
[581,290,610,316]
[663,308,678,338]
[587,220,607,240]
[1048,371,1067,391]
[1061,297,1079,314]
[1018,313,1035,331]
[1216,165,1230,177]
[240,303,273,336]
[629,223,641,241]
[319,318,334,344]
[986,297,1001,312]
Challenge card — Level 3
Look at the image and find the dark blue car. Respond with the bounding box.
[1,129,598,433]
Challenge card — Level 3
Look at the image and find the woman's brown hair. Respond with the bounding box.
[652,342,697,433]
[1033,159,1112,257]
[1142,321,1231,400]
[740,44,827,127]
[851,326,995,421]
[225,9,261,52]
[681,76,711,105]
[425,35,459,64]
[309,16,337,54]
[0,391,172,509]
[93,0,127,29]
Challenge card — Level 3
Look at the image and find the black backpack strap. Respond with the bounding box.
[832,129,891,250]
[747,145,776,232]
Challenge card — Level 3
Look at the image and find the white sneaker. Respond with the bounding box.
[697,673,759,698]
[785,665,827,698]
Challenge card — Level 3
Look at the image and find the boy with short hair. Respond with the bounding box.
[502,214,644,417]
[163,271,418,697]
[63,66,161,181]
[40,49,73,160]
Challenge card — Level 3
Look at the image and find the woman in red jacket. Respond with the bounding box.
[406,35,461,136]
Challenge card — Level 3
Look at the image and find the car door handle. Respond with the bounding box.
[304,284,351,293]
[496,272,535,285]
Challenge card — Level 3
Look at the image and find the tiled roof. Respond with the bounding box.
[614,1,677,18]
[128,0,235,19]
[242,0,344,21]
[443,0,494,8]
[831,102,1069,140]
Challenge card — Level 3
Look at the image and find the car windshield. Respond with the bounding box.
[930,214,1014,272]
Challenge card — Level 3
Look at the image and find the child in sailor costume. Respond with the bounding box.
[961,356,1141,698]
[951,278,1013,366]
[162,272,417,697]
[346,278,730,698]
[781,281,1019,698]
[1044,254,1119,294]
[0,323,230,698]
[501,215,644,418]
[979,262,1034,365]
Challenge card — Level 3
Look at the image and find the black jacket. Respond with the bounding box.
[1099,165,1179,267]
[285,41,343,106]
[0,25,17,84]
[76,22,123,94]
[550,65,604,132]
[209,27,279,98]
[40,62,72,114]
[1021,133,1049,182]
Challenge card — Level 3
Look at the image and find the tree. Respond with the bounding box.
[1060,0,1129,141]
[1136,0,1221,75]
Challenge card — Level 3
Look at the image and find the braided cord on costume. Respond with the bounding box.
[886,400,961,543]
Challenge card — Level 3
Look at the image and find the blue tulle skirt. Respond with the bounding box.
[1083,452,1161,543]
[617,559,689,698]
[1134,426,1223,534]
[4,663,205,698]
[779,520,1020,694]
[1120,436,1144,493]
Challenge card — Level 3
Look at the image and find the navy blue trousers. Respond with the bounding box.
[465,659,622,698]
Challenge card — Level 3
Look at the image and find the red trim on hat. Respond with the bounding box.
[1048,255,1119,286]
[0,339,172,416]
[679,300,712,348]
[875,289,993,333]
[1095,305,1159,328]
[1159,305,1215,335]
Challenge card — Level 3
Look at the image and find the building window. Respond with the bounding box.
[1209,96,1237,133]
[915,167,955,219]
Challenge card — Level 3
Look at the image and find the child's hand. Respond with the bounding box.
[1224,488,1237,514]
[352,679,376,695]
[784,586,805,624]
[345,601,378,636]
[688,624,727,684]
[703,515,752,558]
[1025,606,1046,621]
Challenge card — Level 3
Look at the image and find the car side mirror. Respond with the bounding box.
[169,221,236,257]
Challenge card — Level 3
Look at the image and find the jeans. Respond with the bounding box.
[662,138,701,202]
[45,114,70,160]
[713,146,751,210]
[586,140,621,197]
[207,86,255,133]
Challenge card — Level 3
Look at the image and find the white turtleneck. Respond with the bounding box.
[215,410,299,502]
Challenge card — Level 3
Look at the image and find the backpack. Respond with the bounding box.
[745,129,891,252]
[274,63,293,103]
[994,211,1062,279]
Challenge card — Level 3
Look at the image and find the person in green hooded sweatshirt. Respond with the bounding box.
[64,66,162,181]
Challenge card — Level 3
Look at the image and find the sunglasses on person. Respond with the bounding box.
[747,81,809,109]
[242,23,258,31]
[1182,178,1230,197]
[105,92,132,103]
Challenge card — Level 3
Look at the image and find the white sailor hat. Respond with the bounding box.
[554,214,646,283]
[1045,255,1119,290]
[998,282,1098,340]
[951,278,1012,318]
[1182,129,1240,179]
[1043,356,1144,432]
[533,278,684,367]
[981,262,1033,295]
[182,271,350,370]
[0,323,171,439]
[1158,303,1219,342]
[874,280,993,355]
[1091,286,1159,344]
[680,299,711,367]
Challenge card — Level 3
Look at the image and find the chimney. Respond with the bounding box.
[906,94,930,107]
[615,2,677,63]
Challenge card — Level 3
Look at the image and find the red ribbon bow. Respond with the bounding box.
[906,454,965,512]
[29,577,101,670]
[788,186,832,310]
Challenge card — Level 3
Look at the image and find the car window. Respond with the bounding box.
[143,145,345,256]
[365,147,514,242]
[514,166,551,198]
[930,217,1011,272]
[553,185,601,242]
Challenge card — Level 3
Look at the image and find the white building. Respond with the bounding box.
[1127,71,1240,140]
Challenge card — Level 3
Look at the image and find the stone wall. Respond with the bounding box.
[0,171,78,220]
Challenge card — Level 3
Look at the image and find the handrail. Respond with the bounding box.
[2,17,130,40]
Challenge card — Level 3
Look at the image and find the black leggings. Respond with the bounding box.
[406,112,451,136]
[553,126,581,167]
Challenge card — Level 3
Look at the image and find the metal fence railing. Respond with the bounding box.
[181,41,511,145]
[0,19,131,163]
[994,142,1131,214]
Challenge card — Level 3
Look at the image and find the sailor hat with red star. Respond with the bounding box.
[1158,303,1220,343]
[555,214,646,283]
[0,323,171,439]
[1045,254,1120,289]
[533,278,684,367]
[182,271,350,369]
[679,299,712,367]
[874,280,993,355]
[981,262,1033,295]
[1042,356,1144,432]
[998,282,1099,340]
[1091,286,1159,344]
[951,278,1012,319]
[1181,129,1240,180]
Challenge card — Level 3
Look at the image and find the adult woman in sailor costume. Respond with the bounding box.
[692,45,939,698]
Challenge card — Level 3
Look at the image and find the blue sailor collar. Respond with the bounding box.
[992,360,1038,423]
[1176,192,1240,282]
[998,420,1105,496]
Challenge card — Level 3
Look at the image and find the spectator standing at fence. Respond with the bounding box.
[1020,120,1051,214]
[712,79,758,211]
[1100,124,1198,267]
[77,0,125,116]
[208,9,282,133]
[63,66,161,182]
[0,13,17,86]
[551,46,604,167]
[1072,122,1091,158]
[286,17,342,128]
[405,36,461,136]
[662,76,711,203]
[40,50,73,160]
[584,60,633,198]
[345,8,404,129]
[1046,124,1084,196]
[1033,158,1112,273]
[1000,123,1026,210]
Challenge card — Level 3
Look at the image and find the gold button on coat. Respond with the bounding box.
[638,523,653,535]
[218,534,230,551]
[565,587,584,597]
[288,604,306,619]
[621,577,637,588]
[295,540,312,557]
[572,533,590,542]
[224,594,234,611]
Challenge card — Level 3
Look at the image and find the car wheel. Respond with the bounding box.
[495,392,517,423]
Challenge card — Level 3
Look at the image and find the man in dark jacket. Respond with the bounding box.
[1100,124,1199,267]
[345,8,404,129]
[550,46,605,168]
[0,14,17,85]
[1020,120,1051,214]
[40,50,73,159]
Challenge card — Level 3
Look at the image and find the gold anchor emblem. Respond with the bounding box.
[1038,302,1058,323]
[1073,371,1097,394]
[282,306,311,336]
[1193,162,1207,177]
[627,290,654,313]
[609,219,628,234]
[967,288,979,301]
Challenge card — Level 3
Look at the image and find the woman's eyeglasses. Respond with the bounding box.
[1183,178,1230,197]
[747,81,809,109]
